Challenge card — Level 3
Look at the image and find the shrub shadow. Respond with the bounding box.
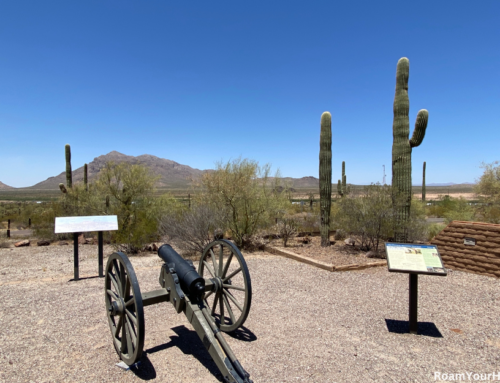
[385,319,443,338]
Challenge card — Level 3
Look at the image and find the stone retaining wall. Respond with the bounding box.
[430,220,500,278]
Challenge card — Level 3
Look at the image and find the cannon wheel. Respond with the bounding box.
[104,252,145,366]
[199,239,252,333]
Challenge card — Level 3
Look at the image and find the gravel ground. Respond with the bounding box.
[1,244,500,382]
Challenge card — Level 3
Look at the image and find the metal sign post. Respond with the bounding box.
[386,243,447,335]
[55,216,118,281]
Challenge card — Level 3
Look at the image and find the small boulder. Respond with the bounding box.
[14,240,30,247]
[37,240,50,246]
[300,236,312,244]
[78,234,86,244]
[58,241,69,246]
[344,238,356,246]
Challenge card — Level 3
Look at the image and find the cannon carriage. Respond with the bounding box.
[104,239,253,383]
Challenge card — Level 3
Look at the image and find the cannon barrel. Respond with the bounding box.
[158,244,205,297]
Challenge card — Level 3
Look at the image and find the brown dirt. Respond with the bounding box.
[268,235,384,265]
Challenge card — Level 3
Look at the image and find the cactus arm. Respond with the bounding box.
[409,109,429,148]
[337,180,342,196]
[59,183,67,193]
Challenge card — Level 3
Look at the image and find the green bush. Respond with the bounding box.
[427,223,446,241]
[195,158,291,249]
[333,184,427,251]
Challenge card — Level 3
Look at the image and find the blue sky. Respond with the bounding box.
[1,1,499,187]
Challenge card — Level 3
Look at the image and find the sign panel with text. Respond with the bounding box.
[386,243,447,276]
[55,215,118,233]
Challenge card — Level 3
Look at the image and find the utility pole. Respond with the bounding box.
[383,165,386,185]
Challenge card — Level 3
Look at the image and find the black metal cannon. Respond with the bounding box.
[104,239,253,383]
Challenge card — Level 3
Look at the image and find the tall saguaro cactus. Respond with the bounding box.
[84,163,88,191]
[337,161,347,197]
[422,162,426,202]
[65,144,72,188]
[319,112,332,247]
[391,57,429,241]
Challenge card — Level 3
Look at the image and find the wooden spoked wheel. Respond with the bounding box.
[199,240,252,333]
[104,252,145,366]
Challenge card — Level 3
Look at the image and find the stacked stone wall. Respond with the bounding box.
[431,221,500,278]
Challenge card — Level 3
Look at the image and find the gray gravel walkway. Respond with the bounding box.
[0,246,499,382]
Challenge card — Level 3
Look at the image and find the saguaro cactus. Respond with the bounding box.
[422,162,426,202]
[391,57,429,241]
[337,161,347,197]
[84,163,88,191]
[319,112,332,247]
[65,144,72,188]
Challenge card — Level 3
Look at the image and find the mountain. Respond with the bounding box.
[0,181,15,190]
[27,151,207,190]
[414,182,475,187]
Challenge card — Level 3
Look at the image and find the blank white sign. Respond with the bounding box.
[55,215,118,233]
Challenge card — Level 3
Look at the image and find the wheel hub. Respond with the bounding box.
[109,298,125,316]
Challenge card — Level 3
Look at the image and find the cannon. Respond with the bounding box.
[104,239,253,383]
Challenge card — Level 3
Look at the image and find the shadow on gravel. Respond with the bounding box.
[130,354,156,380]
[145,325,224,382]
[68,275,102,282]
[385,319,443,338]
[225,325,258,342]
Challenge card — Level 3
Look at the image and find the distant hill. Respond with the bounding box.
[26,151,208,190]
[413,183,475,187]
[0,181,14,190]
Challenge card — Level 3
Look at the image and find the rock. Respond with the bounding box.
[366,250,386,259]
[344,238,356,246]
[84,238,94,245]
[301,236,312,244]
[37,240,50,246]
[14,240,30,247]
[58,241,69,246]
[143,243,158,252]
[78,234,86,244]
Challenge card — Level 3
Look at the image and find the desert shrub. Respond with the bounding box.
[334,229,346,241]
[333,184,426,250]
[159,203,225,256]
[295,212,320,234]
[334,183,394,251]
[427,223,446,241]
[405,199,428,243]
[276,215,299,247]
[195,158,290,249]
[92,162,181,253]
[443,197,475,224]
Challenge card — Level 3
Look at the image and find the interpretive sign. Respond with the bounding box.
[55,215,118,281]
[55,215,118,233]
[386,242,447,334]
[386,243,447,276]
